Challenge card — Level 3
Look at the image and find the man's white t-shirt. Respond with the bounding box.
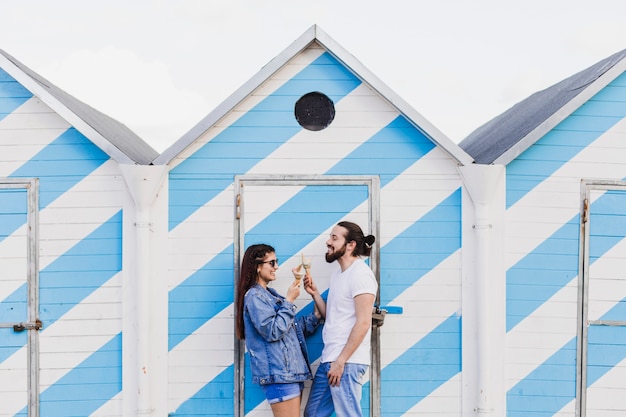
[321,258,378,365]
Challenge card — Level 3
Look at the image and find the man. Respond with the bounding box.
[304,221,378,417]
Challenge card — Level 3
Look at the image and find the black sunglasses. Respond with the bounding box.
[260,259,279,267]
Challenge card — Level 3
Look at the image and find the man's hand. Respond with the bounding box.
[327,360,345,387]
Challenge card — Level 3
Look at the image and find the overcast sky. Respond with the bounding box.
[2,0,625,152]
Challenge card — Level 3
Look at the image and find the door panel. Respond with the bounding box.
[234,175,379,417]
[0,180,39,417]
[581,183,626,417]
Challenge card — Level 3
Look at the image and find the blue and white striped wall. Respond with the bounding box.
[502,70,626,416]
[0,52,168,417]
[6,26,624,417]
[160,28,473,417]
[0,66,127,417]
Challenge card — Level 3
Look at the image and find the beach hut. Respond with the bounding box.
[154,25,482,417]
[0,50,164,417]
[460,48,626,417]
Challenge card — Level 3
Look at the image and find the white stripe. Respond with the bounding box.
[0,348,27,417]
[380,254,461,368]
[167,47,326,169]
[505,116,626,270]
[0,97,70,177]
[0,228,27,302]
[585,357,626,416]
[90,393,122,417]
[406,373,462,417]
[38,160,122,269]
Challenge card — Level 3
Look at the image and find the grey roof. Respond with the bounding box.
[459,48,626,165]
[155,24,473,166]
[0,50,158,165]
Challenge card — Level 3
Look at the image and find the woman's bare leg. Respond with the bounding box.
[270,396,301,417]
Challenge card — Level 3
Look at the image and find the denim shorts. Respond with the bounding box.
[262,382,304,404]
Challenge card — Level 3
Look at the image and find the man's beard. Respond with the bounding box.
[325,242,347,263]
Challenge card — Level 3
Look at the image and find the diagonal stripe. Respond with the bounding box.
[505,115,626,271]
[0,69,32,124]
[506,231,626,388]
[16,334,122,417]
[167,83,399,291]
[2,274,122,416]
[170,195,460,415]
[0,97,71,178]
[327,116,435,186]
[1,129,110,244]
[0,211,122,363]
[168,52,362,230]
[507,338,577,417]
[374,315,461,415]
[0,188,27,245]
[507,192,626,330]
[380,189,461,303]
[10,128,110,206]
[506,72,626,208]
[508,302,626,417]
[168,115,438,349]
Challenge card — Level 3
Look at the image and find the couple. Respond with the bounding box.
[235,221,378,417]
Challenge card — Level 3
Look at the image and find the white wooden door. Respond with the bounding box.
[0,179,40,417]
[234,175,380,417]
[580,181,626,417]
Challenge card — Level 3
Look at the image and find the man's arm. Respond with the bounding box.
[327,292,375,386]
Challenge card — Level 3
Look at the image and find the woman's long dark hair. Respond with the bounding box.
[235,243,275,339]
[337,221,375,258]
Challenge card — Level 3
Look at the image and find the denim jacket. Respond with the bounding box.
[243,284,321,385]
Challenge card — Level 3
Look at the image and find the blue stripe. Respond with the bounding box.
[587,299,626,385]
[508,302,626,416]
[327,116,435,186]
[168,246,234,350]
[0,69,32,123]
[0,188,28,242]
[172,365,235,417]
[18,333,122,417]
[375,314,461,415]
[507,190,626,331]
[507,338,577,417]
[506,74,626,208]
[380,189,461,304]
[168,52,362,230]
[10,128,110,208]
[0,211,122,363]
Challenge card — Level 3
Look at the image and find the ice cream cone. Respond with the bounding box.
[291,264,304,285]
[301,253,312,273]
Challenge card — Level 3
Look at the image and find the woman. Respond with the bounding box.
[235,244,326,417]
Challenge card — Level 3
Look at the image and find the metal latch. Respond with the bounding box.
[13,319,43,332]
[372,305,403,327]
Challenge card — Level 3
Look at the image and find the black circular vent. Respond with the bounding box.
[294,92,335,131]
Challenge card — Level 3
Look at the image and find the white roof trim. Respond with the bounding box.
[494,58,626,166]
[0,53,135,164]
[155,25,473,166]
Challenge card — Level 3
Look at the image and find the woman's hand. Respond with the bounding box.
[285,280,300,303]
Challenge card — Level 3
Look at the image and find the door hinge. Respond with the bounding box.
[582,198,589,224]
[236,193,241,219]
